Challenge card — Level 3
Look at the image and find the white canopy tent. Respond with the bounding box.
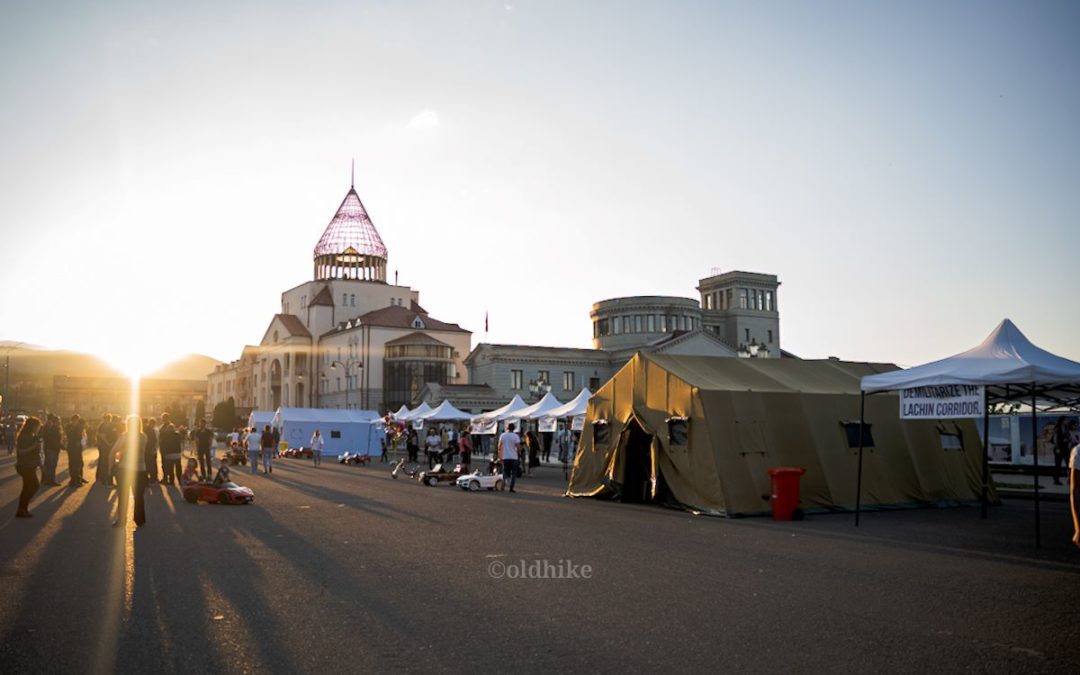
[272,407,383,457]
[476,395,528,422]
[857,319,1080,545]
[392,404,411,420]
[418,400,474,422]
[397,401,433,421]
[542,388,592,418]
[516,392,566,420]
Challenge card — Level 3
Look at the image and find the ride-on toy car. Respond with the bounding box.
[417,463,463,487]
[339,452,371,465]
[182,481,255,505]
[456,471,505,492]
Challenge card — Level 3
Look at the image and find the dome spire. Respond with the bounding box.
[313,170,388,283]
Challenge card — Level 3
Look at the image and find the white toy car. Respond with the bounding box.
[456,471,505,492]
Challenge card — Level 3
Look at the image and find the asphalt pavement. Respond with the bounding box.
[1,448,1078,674]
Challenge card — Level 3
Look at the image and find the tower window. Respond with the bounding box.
[768,329,774,343]
[511,370,523,390]
[745,328,750,342]
[738,289,748,309]
[342,294,347,306]
[350,294,356,307]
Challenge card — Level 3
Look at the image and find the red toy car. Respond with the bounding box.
[182,481,255,505]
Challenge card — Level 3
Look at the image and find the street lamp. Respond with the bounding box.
[331,358,363,409]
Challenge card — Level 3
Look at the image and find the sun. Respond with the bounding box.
[99,344,171,380]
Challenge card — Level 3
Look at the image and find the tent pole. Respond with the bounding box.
[1032,385,1041,548]
[980,398,990,519]
[855,391,865,527]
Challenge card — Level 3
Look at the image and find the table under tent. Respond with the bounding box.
[858,319,1080,546]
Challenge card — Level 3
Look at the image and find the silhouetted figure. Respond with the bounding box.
[112,414,147,528]
[15,416,43,518]
[64,414,87,487]
[41,414,64,486]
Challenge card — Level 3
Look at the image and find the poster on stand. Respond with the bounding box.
[538,417,557,433]
[571,415,585,431]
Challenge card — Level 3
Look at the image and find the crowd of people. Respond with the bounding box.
[8,412,287,525]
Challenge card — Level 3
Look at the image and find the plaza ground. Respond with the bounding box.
[1,449,1078,674]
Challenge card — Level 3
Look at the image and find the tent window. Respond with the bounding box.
[940,432,963,451]
[592,421,610,447]
[667,417,689,446]
[330,430,341,439]
[842,422,874,448]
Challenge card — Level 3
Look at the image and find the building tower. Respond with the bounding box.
[697,270,780,357]
[312,178,388,282]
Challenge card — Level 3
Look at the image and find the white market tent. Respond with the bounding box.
[272,407,383,457]
[543,388,592,418]
[857,319,1080,545]
[248,410,276,431]
[516,391,566,420]
[397,401,433,421]
[476,395,528,422]
[418,400,474,422]
[392,404,411,420]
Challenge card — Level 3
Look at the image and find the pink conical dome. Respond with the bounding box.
[313,187,388,259]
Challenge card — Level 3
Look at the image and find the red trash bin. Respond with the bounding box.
[767,467,806,521]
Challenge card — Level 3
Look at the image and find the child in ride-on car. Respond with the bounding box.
[181,458,200,486]
[213,459,231,486]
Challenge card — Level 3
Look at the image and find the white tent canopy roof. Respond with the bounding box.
[396,401,433,421]
[861,319,1080,394]
[248,411,276,429]
[516,391,566,420]
[476,395,528,422]
[542,388,592,418]
[392,404,411,419]
[418,399,474,421]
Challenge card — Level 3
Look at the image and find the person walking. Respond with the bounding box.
[498,422,520,493]
[41,413,64,487]
[271,425,281,458]
[244,427,260,475]
[260,425,274,474]
[112,415,148,528]
[159,413,183,485]
[524,429,540,478]
[14,416,43,518]
[144,417,159,483]
[459,428,472,472]
[64,414,87,488]
[1070,441,1080,550]
[1051,417,1071,486]
[311,429,324,467]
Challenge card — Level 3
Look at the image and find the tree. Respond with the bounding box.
[212,397,237,430]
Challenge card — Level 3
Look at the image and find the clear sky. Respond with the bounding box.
[1,0,1077,375]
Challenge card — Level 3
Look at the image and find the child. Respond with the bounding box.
[213,459,231,486]
[180,458,200,486]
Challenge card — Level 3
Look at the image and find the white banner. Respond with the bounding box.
[900,385,984,419]
[571,415,585,431]
[538,417,557,433]
[471,418,497,435]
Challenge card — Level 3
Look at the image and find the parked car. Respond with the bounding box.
[456,471,505,492]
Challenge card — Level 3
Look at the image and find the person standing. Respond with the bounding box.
[260,425,274,474]
[406,428,419,463]
[524,429,540,478]
[244,427,260,475]
[41,414,64,487]
[459,428,473,472]
[112,414,147,528]
[498,423,520,493]
[94,413,116,486]
[159,414,183,485]
[193,419,214,481]
[1070,441,1079,550]
[14,416,43,517]
[425,428,441,469]
[64,414,87,488]
[271,425,281,458]
[1051,417,1071,486]
[311,429,324,467]
[144,417,159,483]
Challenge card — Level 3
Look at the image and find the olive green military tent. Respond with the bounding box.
[567,353,992,516]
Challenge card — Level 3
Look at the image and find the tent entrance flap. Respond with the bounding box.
[620,419,653,503]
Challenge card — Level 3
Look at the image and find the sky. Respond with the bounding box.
[1,0,1078,375]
